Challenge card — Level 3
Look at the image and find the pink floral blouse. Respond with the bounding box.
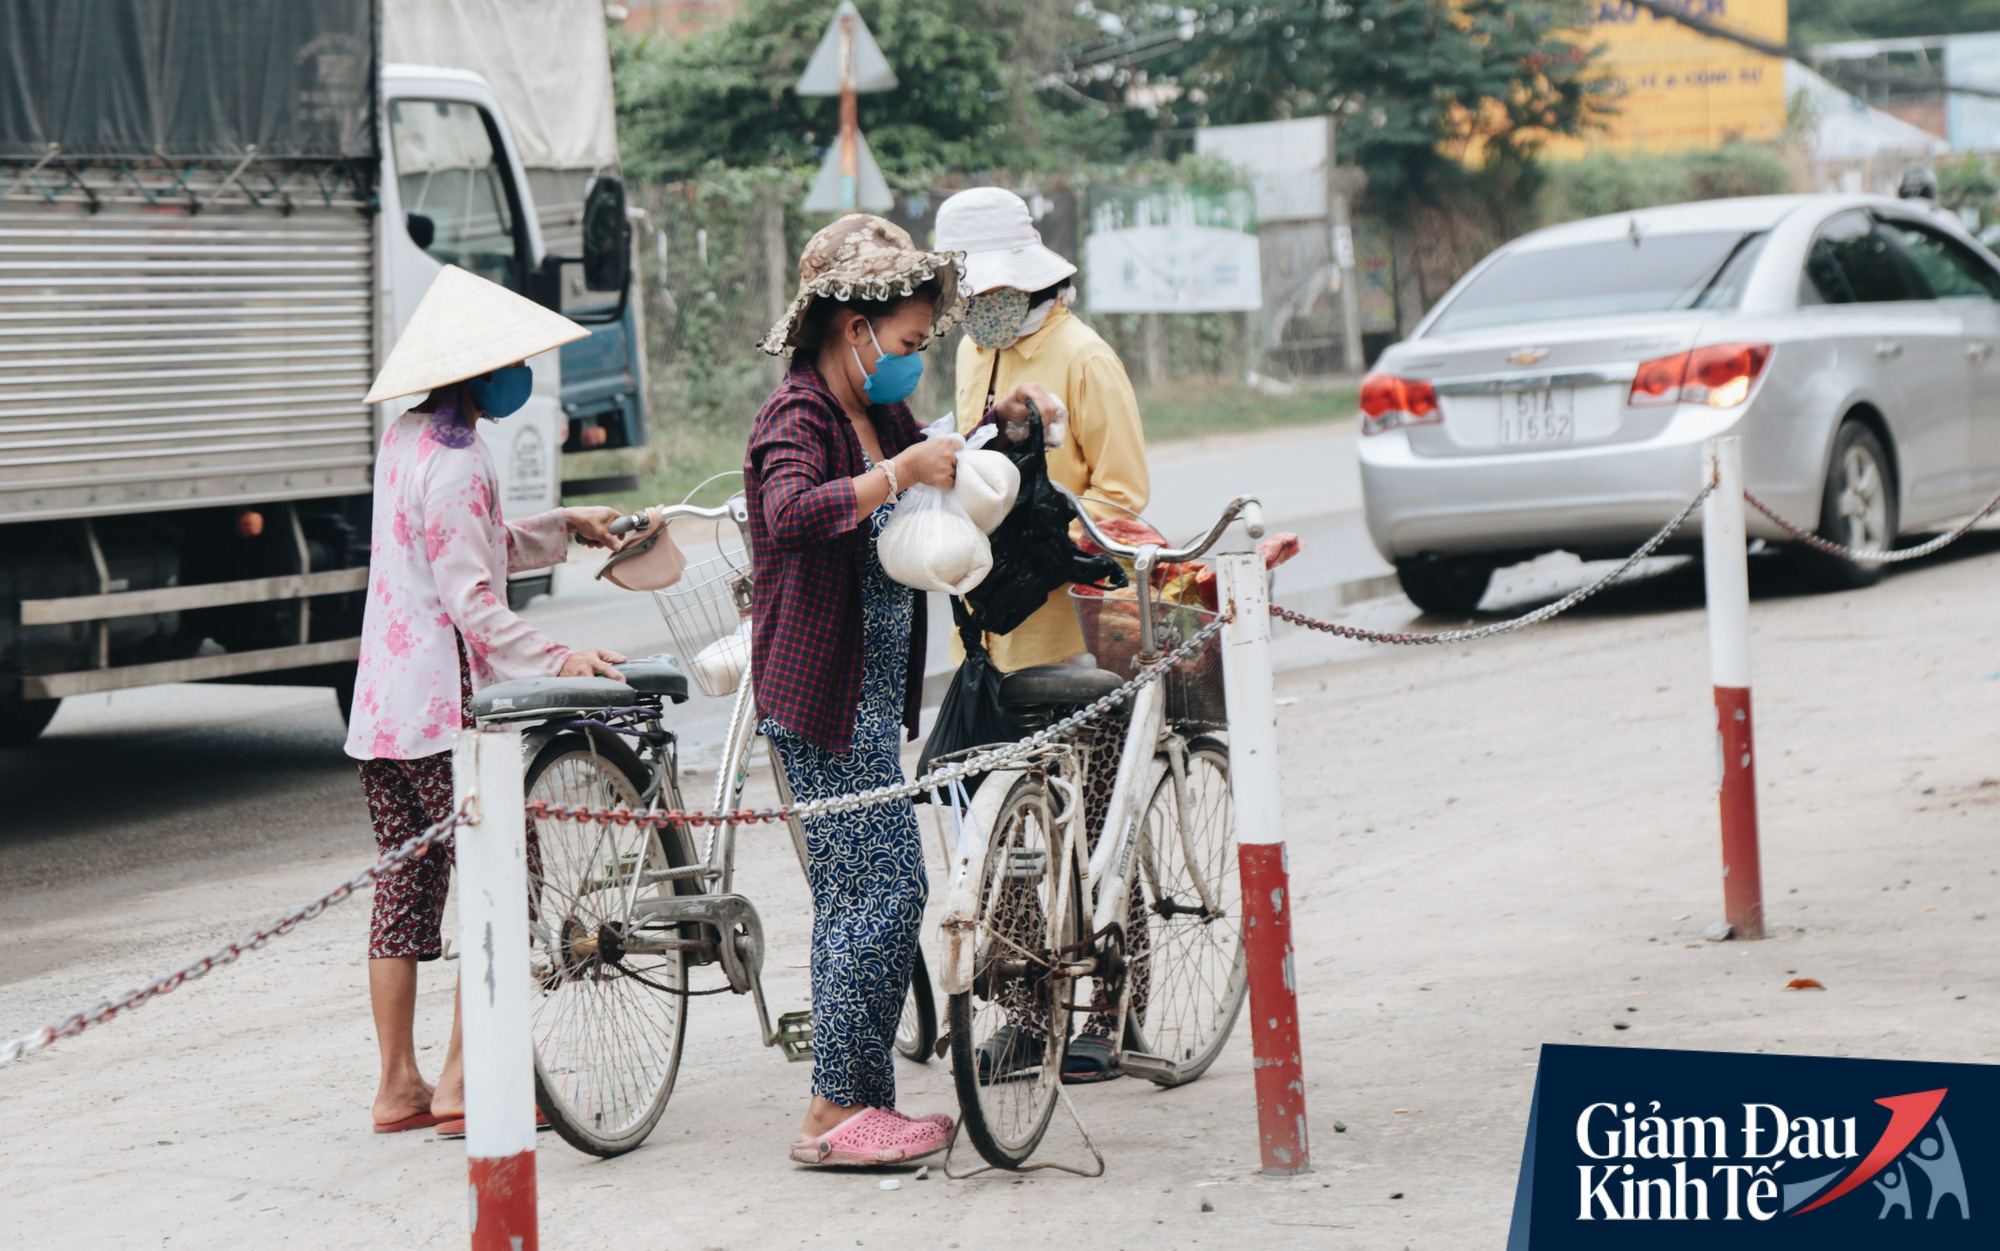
[343,404,572,761]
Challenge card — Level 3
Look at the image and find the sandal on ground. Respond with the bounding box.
[975,1024,1045,1084]
[433,1109,550,1140]
[1060,1034,1122,1085]
[789,1107,950,1167]
[373,1111,441,1134]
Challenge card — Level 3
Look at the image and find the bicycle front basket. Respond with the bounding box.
[652,547,754,699]
[1070,590,1226,729]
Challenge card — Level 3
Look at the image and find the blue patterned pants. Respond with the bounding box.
[772,734,928,1108]
[765,488,925,1108]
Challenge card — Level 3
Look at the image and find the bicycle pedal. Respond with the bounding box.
[1002,848,1047,879]
[777,1010,813,1062]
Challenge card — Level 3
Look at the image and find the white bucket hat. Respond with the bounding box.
[934,188,1077,295]
[363,265,589,404]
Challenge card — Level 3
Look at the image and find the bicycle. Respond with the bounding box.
[934,490,1263,1171]
[468,489,936,1158]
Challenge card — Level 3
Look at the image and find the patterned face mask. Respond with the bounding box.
[962,287,1031,350]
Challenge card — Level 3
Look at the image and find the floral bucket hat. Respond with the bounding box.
[758,214,969,357]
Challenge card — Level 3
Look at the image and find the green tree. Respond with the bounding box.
[1142,0,1609,212]
[613,0,1086,182]
[1790,0,2000,43]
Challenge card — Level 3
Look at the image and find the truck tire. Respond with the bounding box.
[0,698,60,748]
[1395,555,1495,617]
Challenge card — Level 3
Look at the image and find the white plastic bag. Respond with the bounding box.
[954,448,1019,534]
[691,620,751,694]
[877,416,993,595]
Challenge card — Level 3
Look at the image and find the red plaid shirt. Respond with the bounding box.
[745,360,927,753]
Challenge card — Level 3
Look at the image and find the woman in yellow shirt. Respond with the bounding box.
[934,187,1152,1083]
[935,187,1150,673]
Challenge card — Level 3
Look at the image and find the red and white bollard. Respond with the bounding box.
[1700,437,1765,940]
[453,726,539,1250]
[1216,552,1310,1177]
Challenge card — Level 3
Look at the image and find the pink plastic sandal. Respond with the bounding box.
[790,1107,950,1166]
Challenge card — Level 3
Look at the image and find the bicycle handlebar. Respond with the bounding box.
[1052,483,1263,563]
[609,498,747,537]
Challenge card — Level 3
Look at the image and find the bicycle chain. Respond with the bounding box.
[1743,486,2000,564]
[0,807,464,1068]
[1271,485,1712,646]
[526,614,1231,833]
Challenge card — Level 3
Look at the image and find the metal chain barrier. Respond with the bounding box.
[1743,486,2000,564]
[1272,485,1714,646]
[0,806,464,1068]
[0,620,1224,1068]
[526,613,1231,833]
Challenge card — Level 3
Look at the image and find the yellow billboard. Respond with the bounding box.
[1550,0,1789,156]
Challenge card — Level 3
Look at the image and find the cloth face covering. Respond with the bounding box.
[467,365,533,418]
[854,321,924,405]
[962,287,1031,350]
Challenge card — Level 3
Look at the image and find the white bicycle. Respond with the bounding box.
[935,490,1262,1170]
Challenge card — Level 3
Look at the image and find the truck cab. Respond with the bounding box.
[379,64,567,585]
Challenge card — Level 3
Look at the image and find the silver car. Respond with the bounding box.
[1358,193,2000,614]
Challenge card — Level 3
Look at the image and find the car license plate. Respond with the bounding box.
[1498,389,1574,445]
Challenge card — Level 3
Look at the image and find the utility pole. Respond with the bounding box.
[838,13,857,212]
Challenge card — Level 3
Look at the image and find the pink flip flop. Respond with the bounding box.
[373,1111,441,1134]
[789,1107,950,1166]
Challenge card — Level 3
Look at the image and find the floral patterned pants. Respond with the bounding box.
[356,638,469,962]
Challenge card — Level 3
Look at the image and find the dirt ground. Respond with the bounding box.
[4,539,1999,1249]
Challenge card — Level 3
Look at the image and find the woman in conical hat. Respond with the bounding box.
[746,214,970,1164]
[348,266,630,1135]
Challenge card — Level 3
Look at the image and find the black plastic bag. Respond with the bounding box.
[963,406,1126,636]
[913,600,1025,804]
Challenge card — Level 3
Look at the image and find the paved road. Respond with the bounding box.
[8,509,2000,1247]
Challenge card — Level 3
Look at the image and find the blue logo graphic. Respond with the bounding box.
[1507,1046,1994,1248]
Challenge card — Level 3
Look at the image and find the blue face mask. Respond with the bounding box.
[854,322,924,405]
[467,365,533,418]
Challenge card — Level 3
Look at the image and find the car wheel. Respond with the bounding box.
[1395,555,1494,616]
[1800,420,1897,590]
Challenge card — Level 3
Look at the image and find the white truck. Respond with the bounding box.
[0,0,638,744]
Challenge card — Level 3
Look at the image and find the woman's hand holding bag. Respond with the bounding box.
[877,417,1006,596]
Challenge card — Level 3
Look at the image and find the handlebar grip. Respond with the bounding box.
[608,512,648,537]
[1241,500,1265,540]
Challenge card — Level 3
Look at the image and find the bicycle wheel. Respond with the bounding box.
[896,945,938,1062]
[1127,735,1245,1086]
[525,731,692,1157]
[948,772,1079,1169]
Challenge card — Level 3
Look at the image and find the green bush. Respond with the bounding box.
[1535,144,1799,225]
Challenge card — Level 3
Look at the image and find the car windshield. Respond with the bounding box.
[1427,231,1760,334]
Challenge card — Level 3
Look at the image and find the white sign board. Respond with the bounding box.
[1194,117,1330,223]
[803,128,894,213]
[796,0,898,95]
[1084,226,1263,313]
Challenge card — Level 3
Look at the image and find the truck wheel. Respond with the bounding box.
[0,698,61,748]
[1395,555,1494,616]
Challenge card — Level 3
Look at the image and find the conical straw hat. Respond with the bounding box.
[363,265,590,404]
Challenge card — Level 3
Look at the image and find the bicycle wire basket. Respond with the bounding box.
[650,511,754,698]
[1070,589,1227,730]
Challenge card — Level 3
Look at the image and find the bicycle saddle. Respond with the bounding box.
[996,664,1124,709]
[471,654,689,722]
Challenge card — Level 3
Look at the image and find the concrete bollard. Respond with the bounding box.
[1701,437,1765,940]
[453,726,538,1250]
[1216,552,1310,1177]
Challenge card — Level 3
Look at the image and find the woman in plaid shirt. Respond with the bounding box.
[745,216,971,1166]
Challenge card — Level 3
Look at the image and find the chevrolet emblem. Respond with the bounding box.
[1508,347,1550,365]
